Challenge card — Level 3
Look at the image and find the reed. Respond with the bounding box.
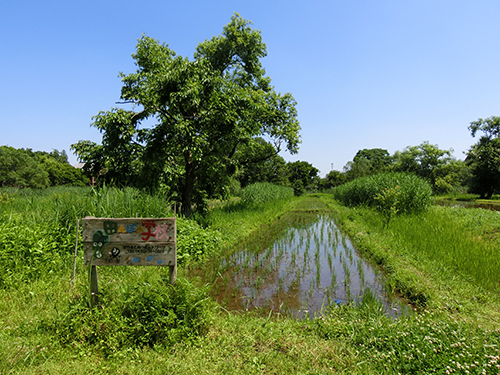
[333,172,432,214]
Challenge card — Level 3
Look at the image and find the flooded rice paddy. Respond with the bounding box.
[203,212,408,319]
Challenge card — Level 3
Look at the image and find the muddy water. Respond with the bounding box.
[206,212,408,319]
[435,200,500,211]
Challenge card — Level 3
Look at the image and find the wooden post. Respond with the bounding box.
[71,219,80,288]
[89,265,99,307]
[169,264,177,285]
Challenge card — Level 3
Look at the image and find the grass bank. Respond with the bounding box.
[318,194,500,326]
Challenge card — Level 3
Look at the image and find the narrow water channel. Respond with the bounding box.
[206,212,408,319]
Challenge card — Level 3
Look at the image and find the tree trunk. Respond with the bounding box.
[180,159,196,218]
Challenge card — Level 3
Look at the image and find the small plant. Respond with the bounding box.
[374,185,401,227]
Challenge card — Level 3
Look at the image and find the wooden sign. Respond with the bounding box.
[82,217,176,267]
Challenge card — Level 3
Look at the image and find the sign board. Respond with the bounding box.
[82,217,176,267]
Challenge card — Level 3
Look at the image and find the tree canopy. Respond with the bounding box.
[466,116,500,198]
[72,14,301,217]
[0,147,87,188]
[287,160,319,196]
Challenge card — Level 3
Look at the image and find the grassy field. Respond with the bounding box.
[1,186,500,374]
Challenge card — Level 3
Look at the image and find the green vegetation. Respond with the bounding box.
[0,146,87,188]
[1,181,500,374]
[325,141,472,195]
[71,14,301,217]
[332,172,432,215]
[467,116,500,198]
[239,182,294,205]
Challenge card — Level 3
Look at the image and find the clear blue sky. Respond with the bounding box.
[2,0,500,177]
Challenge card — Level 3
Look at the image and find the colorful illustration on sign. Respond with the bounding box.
[92,230,110,259]
[103,221,118,235]
[110,247,120,260]
[141,220,156,241]
[154,223,170,240]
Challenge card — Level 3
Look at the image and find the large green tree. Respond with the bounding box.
[353,148,391,174]
[466,116,500,198]
[72,14,300,216]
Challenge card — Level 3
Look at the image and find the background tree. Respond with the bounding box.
[343,158,371,181]
[235,137,289,188]
[353,148,391,174]
[0,147,86,188]
[0,147,49,188]
[286,160,319,196]
[391,141,454,191]
[466,116,500,198]
[343,148,391,181]
[320,170,348,190]
[72,14,300,217]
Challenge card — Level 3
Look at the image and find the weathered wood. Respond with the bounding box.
[82,217,177,268]
[71,219,80,287]
[169,264,177,285]
[82,217,178,304]
[82,217,175,243]
[89,265,99,307]
[83,243,176,266]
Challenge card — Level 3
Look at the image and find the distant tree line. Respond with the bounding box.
[321,116,500,199]
[0,146,88,188]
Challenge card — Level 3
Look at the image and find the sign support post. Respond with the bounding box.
[89,265,99,307]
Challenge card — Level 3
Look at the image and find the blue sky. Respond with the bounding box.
[2,1,500,177]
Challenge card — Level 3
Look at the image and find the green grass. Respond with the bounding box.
[239,182,294,206]
[1,187,500,373]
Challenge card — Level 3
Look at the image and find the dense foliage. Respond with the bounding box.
[0,146,87,188]
[335,142,468,194]
[332,172,432,215]
[49,277,211,355]
[239,182,294,205]
[71,14,301,217]
[466,116,500,198]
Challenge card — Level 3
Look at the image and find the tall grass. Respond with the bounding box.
[333,172,432,214]
[240,182,294,206]
[387,206,500,293]
[2,190,500,374]
[0,186,221,288]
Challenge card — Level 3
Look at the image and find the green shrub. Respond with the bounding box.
[177,218,222,263]
[240,182,294,205]
[0,217,74,287]
[333,172,432,214]
[47,277,211,355]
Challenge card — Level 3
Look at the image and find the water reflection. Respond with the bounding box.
[209,213,408,319]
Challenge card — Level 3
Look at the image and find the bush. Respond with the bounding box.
[240,182,294,205]
[177,218,222,263]
[333,172,432,214]
[47,277,212,355]
[0,217,74,287]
